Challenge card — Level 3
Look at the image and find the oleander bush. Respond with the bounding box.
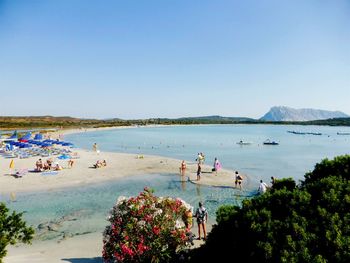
[102,187,192,263]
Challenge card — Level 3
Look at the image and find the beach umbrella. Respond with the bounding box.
[34,133,43,140]
[19,132,32,141]
[9,131,18,139]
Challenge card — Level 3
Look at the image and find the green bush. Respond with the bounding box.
[0,203,34,262]
[190,155,350,263]
[271,178,296,191]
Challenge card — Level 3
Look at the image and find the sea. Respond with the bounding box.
[2,124,350,242]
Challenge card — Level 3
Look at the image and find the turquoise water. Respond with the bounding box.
[1,174,251,241]
[67,124,350,183]
[2,124,350,242]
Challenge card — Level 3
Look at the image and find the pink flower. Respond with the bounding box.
[103,189,192,262]
[152,226,160,235]
[137,243,149,254]
[121,244,134,257]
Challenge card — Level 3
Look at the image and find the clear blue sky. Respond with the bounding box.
[0,0,349,119]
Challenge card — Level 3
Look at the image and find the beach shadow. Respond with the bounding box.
[61,257,103,263]
[28,170,42,173]
[4,173,21,178]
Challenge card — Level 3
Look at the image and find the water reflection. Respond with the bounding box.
[181,176,186,191]
[196,183,202,200]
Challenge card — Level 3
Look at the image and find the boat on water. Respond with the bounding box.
[237,140,252,145]
[263,139,279,145]
[287,131,322,136]
[287,130,307,135]
[337,132,350,135]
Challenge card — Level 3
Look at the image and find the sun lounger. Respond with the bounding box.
[70,152,80,159]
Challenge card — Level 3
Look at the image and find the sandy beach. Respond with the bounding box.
[1,127,248,262]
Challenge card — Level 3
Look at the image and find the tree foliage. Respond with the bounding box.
[190,155,350,263]
[0,203,34,262]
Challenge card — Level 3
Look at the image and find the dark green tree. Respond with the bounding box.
[0,203,34,262]
[190,155,350,263]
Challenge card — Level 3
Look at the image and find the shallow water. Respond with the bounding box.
[3,124,350,242]
[1,173,252,241]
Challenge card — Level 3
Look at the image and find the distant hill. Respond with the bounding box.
[0,116,127,129]
[176,115,255,122]
[305,117,350,126]
[260,106,349,122]
[2,113,350,130]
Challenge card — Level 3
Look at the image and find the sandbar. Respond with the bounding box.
[1,126,250,262]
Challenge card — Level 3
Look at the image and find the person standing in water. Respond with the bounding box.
[197,163,202,181]
[258,180,268,194]
[212,157,221,176]
[180,160,187,176]
[235,171,243,190]
[93,143,98,153]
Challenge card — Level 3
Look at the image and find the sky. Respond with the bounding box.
[0,0,349,119]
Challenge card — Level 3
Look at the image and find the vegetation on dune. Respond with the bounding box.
[189,155,350,263]
[0,203,34,262]
[1,116,350,129]
[0,116,129,129]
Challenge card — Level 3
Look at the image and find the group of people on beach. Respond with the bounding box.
[179,152,276,195]
[35,158,63,172]
[93,159,107,168]
[179,153,223,181]
[181,169,276,244]
[196,153,222,180]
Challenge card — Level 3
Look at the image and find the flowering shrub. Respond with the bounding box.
[102,187,193,263]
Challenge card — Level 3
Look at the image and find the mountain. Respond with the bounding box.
[260,106,349,122]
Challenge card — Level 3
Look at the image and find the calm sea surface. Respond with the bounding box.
[2,124,350,241]
[67,124,350,182]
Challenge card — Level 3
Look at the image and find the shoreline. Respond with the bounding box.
[0,149,249,195]
[1,126,253,195]
[1,126,250,263]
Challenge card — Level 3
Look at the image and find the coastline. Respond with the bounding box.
[1,126,248,263]
[1,126,251,195]
[0,147,246,195]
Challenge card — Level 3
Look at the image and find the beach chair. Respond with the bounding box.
[70,152,80,159]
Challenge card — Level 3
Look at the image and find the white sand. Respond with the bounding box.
[1,126,247,262]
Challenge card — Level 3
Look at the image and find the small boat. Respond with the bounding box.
[308,132,322,136]
[287,131,322,136]
[287,130,307,135]
[337,132,350,135]
[263,139,279,145]
[237,140,252,145]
